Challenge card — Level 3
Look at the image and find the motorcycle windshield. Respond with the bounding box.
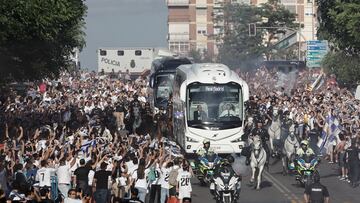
[298,159,305,165]
[221,172,231,184]
[303,155,314,163]
[199,157,209,165]
[310,158,318,166]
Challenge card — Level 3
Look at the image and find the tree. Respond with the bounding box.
[0,0,87,82]
[317,0,360,86]
[258,0,298,60]
[217,1,298,69]
[322,51,360,88]
[217,3,264,70]
[317,0,360,55]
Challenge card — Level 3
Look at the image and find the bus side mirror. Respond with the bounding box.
[149,74,155,88]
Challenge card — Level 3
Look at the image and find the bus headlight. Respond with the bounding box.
[186,136,199,143]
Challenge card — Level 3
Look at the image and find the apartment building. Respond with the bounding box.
[167,0,212,57]
[251,0,318,42]
[167,0,252,58]
[167,0,316,58]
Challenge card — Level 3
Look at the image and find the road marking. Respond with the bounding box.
[263,170,301,202]
[262,172,295,202]
[264,171,301,202]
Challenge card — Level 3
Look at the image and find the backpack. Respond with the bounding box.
[168,168,179,187]
[147,167,158,183]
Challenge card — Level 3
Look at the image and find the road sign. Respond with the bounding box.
[306,40,329,68]
[307,46,328,50]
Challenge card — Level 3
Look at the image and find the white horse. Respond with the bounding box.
[268,107,281,155]
[282,123,300,175]
[250,135,267,190]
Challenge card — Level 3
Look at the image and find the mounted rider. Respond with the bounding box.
[250,121,270,165]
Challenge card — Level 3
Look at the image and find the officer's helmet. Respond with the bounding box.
[203,139,210,148]
[300,140,309,147]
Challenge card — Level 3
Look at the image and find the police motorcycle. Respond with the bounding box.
[190,151,222,186]
[212,158,241,203]
[290,155,319,187]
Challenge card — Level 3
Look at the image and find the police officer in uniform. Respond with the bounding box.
[250,121,270,164]
[304,173,329,203]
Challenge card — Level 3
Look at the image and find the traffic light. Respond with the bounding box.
[249,23,256,36]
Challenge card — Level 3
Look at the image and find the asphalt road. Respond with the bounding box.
[191,157,360,203]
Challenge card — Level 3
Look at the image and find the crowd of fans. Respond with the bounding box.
[241,66,360,187]
[0,71,191,203]
[0,65,359,203]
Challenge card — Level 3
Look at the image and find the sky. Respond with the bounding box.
[79,0,168,70]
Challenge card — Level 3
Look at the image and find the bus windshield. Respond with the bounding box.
[187,83,243,130]
[155,74,174,106]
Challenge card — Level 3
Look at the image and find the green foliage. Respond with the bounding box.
[317,0,360,86]
[0,0,87,82]
[317,0,360,54]
[322,51,360,88]
[217,1,298,69]
[217,3,264,70]
[259,0,298,59]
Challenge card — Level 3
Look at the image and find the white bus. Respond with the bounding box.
[172,63,249,154]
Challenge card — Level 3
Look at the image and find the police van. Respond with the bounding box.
[97,47,156,76]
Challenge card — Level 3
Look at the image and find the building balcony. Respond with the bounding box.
[167,0,189,6]
[168,33,190,41]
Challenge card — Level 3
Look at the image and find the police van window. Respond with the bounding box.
[117,50,124,56]
[135,50,142,56]
[100,50,107,56]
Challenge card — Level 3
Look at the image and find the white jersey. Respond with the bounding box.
[36,167,57,187]
[160,166,171,189]
[176,170,192,199]
[132,168,150,189]
[56,164,71,184]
